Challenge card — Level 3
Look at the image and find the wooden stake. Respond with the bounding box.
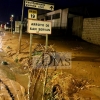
[29,34,33,59]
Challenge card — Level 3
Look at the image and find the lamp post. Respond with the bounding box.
[11,15,14,17]
[10,14,14,34]
[18,0,25,53]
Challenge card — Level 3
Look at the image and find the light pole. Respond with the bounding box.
[19,0,25,53]
[10,14,14,34]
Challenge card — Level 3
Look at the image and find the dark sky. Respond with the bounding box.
[0,0,100,22]
[0,0,22,22]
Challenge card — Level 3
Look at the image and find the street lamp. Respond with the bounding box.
[10,14,14,34]
[19,0,25,53]
[7,22,9,24]
[11,15,14,17]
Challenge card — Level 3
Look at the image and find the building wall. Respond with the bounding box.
[38,14,45,20]
[38,8,69,28]
[82,18,100,45]
[52,19,61,27]
[15,21,21,33]
[46,9,62,16]
[61,8,68,28]
[72,16,83,37]
[47,9,62,28]
[68,14,78,18]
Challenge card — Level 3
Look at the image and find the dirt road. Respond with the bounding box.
[0,29,100,100]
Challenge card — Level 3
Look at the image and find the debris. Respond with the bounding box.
[7,46,11,49]
[7,50,16,57]
[71,46,83,51]
[14,58,18,63]
[24,67,27,70]
[1,61,9,65]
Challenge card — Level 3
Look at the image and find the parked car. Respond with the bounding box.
[4,24,11,31]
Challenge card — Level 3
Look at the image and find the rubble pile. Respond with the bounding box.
[44,71,95,100]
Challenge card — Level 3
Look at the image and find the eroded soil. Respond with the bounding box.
[0,30,100,100]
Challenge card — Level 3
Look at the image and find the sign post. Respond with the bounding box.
[27,19,51,52]
[11,21,13,34]
[28,9,37,59]
[29,34,33,59]
[27,19,51,57]
[25,0,54,99]
[25,0,54,56]
[45,34,48,51]
[19,0,25,53]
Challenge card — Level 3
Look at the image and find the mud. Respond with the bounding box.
[0,29,100,100]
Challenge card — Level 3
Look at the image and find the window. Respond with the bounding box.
[41,19,44,21]
[52,13,60,19]
[45,15,51,20]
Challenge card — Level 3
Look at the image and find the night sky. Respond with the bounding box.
[0,0,100,22]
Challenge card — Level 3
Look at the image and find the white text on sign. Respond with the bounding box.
[25,1,54,11]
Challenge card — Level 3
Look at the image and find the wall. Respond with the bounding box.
[46,9,62,16]
[61,8,68,28]
[68,14,78,18]
[38,14,45,20]
[38,8,69,28]
[46,9,62,28]
[38,9,62,28]
[52,19,61,27]
[82,18,100,45]
[72,16,83,37]
[15,21,21,33]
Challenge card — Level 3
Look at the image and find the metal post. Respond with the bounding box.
[29,34,33,59]
[11,21,12,33]
[45,34,48,51]
[18,0,25,53]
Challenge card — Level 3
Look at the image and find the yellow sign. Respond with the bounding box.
[28,9,37,19]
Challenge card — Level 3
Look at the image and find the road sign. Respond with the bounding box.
[28,9,37,19]
[27,19,51,34]
[25,1,54,11]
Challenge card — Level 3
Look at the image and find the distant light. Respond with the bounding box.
[7,22,9,24]
[11,15,14,17]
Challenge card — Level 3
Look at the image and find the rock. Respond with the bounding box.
[14,58,18,63]
[7,46,11,49]
[1,61,8,65]
[24,67,27,70]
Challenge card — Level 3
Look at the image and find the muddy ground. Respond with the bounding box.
[0,29,100,100]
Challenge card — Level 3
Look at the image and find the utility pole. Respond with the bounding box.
[10,15,14,34]
[18,0,25,53]
[11,21,13,34]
